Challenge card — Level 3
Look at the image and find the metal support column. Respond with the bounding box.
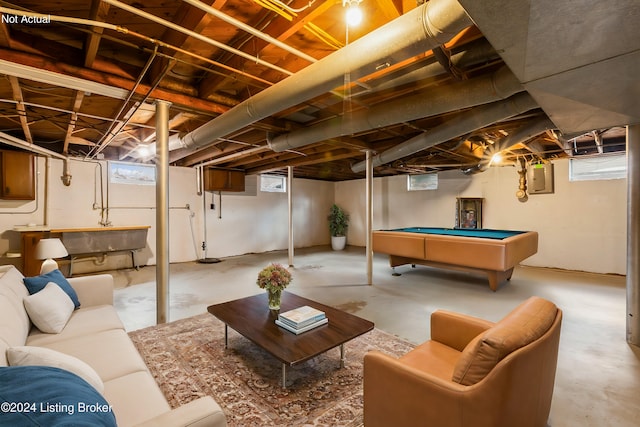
[627,125,640,346]
[288,166,294,267]
[155,100,171,324]
[365,150,373,285]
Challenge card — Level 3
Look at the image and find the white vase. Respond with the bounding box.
[331,235,346,251]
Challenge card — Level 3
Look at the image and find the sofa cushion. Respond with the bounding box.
[26,305,124,347]
[452,296,558,385]
[103,370,171,427]
[7,346,104,393]
[23,269,80,309]
[33,329,150,382]
[0,300,29,367]
[0,366,116,426]
[23,282,75,334]
[0,266,30,332]
[0,266,31,366]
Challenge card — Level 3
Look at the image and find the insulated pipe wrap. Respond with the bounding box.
[269,67,523,152]
[180,0,472,151]
[351,92,539,172]
[422,0,474,44]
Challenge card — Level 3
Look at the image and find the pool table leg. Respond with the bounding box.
[488,268,514,291]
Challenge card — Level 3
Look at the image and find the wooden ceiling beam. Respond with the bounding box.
[0,16,11,48]
[0,48,230,115]
[374,0,402,21]
[148,0,223,87]
[246,148,361,174]
[8,76,33,144]
[84,0,111,68]
[63,91,86,154]
[198,0,335,99]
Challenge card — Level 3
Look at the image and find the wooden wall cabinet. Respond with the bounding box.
[0,150,35,200]
[204,169,245,192]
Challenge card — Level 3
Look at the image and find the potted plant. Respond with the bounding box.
[328,204,349,251]
[256,263,292,310]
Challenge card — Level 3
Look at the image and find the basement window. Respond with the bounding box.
[260,174,287,193]
[407,173,438,191]
[569,154,626,181]
[109,161,156,185]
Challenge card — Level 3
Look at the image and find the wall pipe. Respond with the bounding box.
[87,47,161,159]
[0,131,66,160]
[176,0,472,153]
[351,92,539,172]
[627,124,640,347]
[269,66,522,152]
[155,100,171,325]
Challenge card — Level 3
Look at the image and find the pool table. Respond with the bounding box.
[372,227,538,291]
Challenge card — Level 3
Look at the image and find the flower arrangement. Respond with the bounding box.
[257,263,292,310]
[256,263,292,292]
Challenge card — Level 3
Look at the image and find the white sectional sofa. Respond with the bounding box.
[0,265,227,427]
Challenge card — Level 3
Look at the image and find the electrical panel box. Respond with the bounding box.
[527,162,554,194]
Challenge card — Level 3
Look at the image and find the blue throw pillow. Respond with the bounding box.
[0,366,117,426]
[23,269,81,309]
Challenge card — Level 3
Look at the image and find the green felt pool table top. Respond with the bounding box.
[386,227,527,240]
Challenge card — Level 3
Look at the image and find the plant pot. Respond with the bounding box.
[331,235,346,251]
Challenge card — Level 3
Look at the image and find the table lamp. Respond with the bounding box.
[35,238,68,274]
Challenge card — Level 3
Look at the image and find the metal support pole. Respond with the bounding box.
[288,166,294,267]
[366,150,373,285]
[627,125,640,346]
[155,100,171,324]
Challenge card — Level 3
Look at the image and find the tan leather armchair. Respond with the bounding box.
[364,297,562,427]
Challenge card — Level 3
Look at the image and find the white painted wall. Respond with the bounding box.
[0,157,334,274]
[336,159,627,275]
[0,156,626,275]
[201,177,334,258]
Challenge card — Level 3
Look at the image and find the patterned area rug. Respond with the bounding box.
[128,313,415,426]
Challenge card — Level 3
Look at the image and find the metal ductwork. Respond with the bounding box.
[269,66,522,152]
[366,38,499,95]
[174,0,472,155]
[351,92,539,172]
[462,115,557,174]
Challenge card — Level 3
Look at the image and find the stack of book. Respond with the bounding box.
[275,305,328,334]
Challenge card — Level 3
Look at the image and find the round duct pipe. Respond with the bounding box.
[351,92,539,173]
[178,0,473,153]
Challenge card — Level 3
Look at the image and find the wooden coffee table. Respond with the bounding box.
[207,291,374,387]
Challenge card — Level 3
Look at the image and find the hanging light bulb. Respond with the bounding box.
[343,0,363,27]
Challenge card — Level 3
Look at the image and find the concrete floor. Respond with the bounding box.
[111,245,639,427]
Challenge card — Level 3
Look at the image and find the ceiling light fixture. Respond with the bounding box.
[490,153,502,165]
[343,0,363,27]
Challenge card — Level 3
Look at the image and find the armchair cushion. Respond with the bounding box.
[452,296,558,385]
